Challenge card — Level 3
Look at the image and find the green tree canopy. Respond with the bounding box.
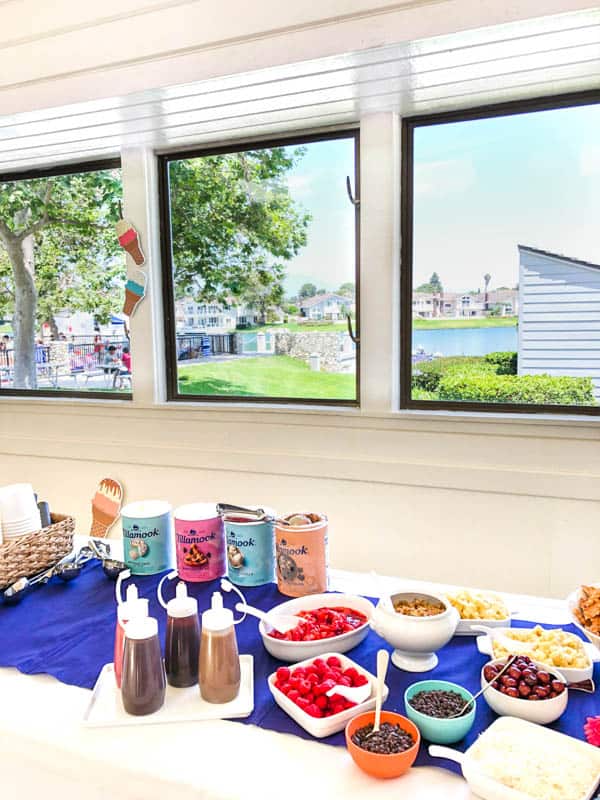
[0,168,124,387]
[416,272,443,294]
[338,281,355,297]
[168,148,310,313]
[298,282,318,299]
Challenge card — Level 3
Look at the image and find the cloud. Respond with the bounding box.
[414,158,476,196]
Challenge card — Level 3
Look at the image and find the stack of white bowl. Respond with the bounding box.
[0,483,42,543]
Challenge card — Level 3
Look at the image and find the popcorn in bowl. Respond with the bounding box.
[491,625,589,670]
[447,589,508,621]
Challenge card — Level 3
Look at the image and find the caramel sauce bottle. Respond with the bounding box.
[199,591,240,703]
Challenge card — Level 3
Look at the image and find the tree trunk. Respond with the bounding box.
[47,315,59,340]
[5,234,37,389]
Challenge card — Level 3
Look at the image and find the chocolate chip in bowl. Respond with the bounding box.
[352,721,415,754]
[404,680,476,744]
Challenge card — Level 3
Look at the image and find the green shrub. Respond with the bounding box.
[438,373,596,405]
[484,351,518,375]
[412,360,444,392]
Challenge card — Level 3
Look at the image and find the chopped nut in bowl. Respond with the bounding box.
[567,583,600,652]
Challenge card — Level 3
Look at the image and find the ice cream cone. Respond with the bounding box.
[122,276,146,317]
[116,218,145,266]
[90,478,123,537]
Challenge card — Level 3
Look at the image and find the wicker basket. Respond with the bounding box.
[0,513,75,589]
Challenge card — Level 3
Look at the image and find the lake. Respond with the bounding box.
[412,325,518,357]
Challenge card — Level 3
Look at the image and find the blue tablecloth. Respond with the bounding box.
[0,561,598,772]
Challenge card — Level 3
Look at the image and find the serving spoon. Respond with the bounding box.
[326,679,372,705]
[234,601,302,634]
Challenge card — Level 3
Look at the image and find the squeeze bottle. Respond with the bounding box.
[114,571,149,689]
[199,591,241,703]
[162,580,200,688]
[121,615,166,716]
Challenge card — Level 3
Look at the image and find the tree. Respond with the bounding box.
[416,272,443,293]
[338,282,355,297]
[0,169,123,388]
[429,272,442,293]
[483,272,491,311]
[298,283,317,299]
[169,149,310,315]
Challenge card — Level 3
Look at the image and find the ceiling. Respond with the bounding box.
[1,6,599,173]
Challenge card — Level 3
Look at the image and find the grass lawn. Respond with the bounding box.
[413,316,517,329]
[241,321,347,333]
[178,355,356,400]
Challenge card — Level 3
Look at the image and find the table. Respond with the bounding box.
[0,568,572,800]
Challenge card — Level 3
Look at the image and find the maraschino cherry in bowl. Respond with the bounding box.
[259,593,374,662]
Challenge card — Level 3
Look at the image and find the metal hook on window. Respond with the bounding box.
[346,314,360,344]
[346,176,360,207]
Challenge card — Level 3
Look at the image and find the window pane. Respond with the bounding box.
[165,135,358,403]
[409,102,600,410]
[0,165,131,396]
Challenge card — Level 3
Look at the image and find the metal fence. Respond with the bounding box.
[176,333,236,360]
[0,339,129,374]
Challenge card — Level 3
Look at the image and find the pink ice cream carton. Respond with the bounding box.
[174,503,226,582]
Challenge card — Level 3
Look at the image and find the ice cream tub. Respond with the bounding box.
[224,507,275,587]
[122,500,173,576]
[174,503,226,583]
[275,512,328,597]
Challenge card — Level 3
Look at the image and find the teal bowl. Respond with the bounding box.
[404,680,476,745]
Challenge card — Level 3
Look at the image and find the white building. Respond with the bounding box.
[518,245,600,401]
[175,299,257,333]
[299,293,354,320]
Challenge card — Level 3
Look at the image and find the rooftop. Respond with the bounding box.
[518,245,600,272]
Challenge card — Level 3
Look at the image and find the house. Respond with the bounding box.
[299,293,353,320]
[412,290,517,319]
[518,245,600,401]
[175,298,256,333]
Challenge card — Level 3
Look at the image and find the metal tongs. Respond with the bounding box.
[216,502,270,520]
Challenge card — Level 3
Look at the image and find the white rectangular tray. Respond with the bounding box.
[83,655,254,728]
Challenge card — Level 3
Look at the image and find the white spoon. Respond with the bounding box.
[326,680,371,704]
[235,601,302,635]
[472,624,530,654]
[374,649,390,733]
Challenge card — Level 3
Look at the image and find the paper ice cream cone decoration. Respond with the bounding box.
[90,477,123,538]
[123,269,147,317]
[116,218,145,266]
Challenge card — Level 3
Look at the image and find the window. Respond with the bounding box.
[0,160,131,399]
[402,93,600,415]
[160,131,359,405]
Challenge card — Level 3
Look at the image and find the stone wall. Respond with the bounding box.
[274,330,352,372]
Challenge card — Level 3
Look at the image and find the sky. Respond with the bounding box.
[280,137,356,297]
[413,102,600,293]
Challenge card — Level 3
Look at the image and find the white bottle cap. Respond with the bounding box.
[124,616,158,640]
[167,582,198,619]
[201,591,234,632]
[118,583,149,623]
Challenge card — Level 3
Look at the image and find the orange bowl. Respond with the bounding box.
[345,710,420,779]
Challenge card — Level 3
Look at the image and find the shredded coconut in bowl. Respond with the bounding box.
[468,718,600,800]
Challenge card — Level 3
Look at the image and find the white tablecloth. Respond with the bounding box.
[0,569,571,800]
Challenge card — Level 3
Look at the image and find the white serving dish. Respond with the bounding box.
[267,651,388,738]
[567,584,600,651]
[475,626,597,683]
[480,658,568,725]
[83,656,254,727]
[259,593,374,662]
[430,717,600,800]
[456,615,512,636]
[370,590,459,672]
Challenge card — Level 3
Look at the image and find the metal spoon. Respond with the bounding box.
[447,655,518,718]
[2,557,70,605]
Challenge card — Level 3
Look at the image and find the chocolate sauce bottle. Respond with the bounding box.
[164,581,200,688]
[121,616,166,716]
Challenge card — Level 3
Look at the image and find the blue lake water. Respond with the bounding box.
[412,325,518,357]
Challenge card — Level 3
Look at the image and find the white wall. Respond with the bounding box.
[1,1,600,599]
[519,248,600,402]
